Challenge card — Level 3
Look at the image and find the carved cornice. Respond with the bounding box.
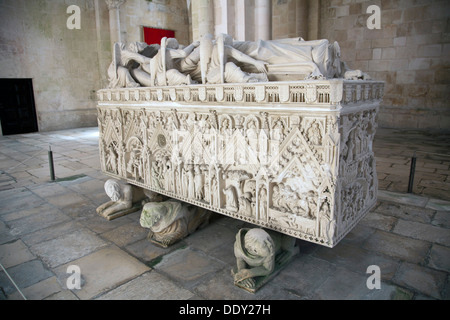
[97,80,384,107]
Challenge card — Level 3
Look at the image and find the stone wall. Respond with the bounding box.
[120,0,190,45]
[319,0,450,130]
[0,0,190,133]
[0,0,110,132]
[271,0,319,41]
[271,0,297,39]
[1,0,448,132]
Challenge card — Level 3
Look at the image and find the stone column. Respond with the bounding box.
[214,0,228,36]
[197,0,214,39]
[105,0,125,50]
[296,0,308,39]
[235,0,246,41]
[255,0,271,40]
[95,0,109,88]
[307,0,320,40]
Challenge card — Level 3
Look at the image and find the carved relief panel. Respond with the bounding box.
[97,81,382,247]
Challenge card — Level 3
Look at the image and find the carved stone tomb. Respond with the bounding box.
[96,34,384,292]
[97,79,383,248]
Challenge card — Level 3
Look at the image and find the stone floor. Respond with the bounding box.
[374,128,450,201]
[0,127,449,301]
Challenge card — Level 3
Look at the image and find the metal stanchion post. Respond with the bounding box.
[48,145,55,181]
[407,151,416,193]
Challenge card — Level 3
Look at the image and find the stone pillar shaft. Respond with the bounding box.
[234,0,246,41]
[105,0,125,49]
[307,0,320,40]
[198,0,214,39]
[296,0,308,39]
[255,0,271,40]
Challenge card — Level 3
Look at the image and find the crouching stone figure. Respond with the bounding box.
[140,200,211,247]
[96,179,162,220]
[232,228,299,292]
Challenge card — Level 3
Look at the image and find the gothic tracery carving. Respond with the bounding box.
[97,80,381,247]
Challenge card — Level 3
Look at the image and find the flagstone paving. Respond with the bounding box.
[0,127,449,300]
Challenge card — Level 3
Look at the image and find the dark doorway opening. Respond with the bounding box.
[0,78,38,135]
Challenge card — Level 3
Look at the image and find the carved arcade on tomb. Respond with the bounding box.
[97,78,382,248]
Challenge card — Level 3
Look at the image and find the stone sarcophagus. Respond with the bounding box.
[97,79,383,248]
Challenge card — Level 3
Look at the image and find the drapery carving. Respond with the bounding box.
[106,34,371,89]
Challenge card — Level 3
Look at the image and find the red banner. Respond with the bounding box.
[143,27,175,45]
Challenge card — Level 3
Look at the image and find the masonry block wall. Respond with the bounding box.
[272,0,298,39]
[319,0,450,130]
[120,0,190,46]
[272,0,317,40]
[0,0,190,133]
[1,0,448,132]
[0,0,111,132]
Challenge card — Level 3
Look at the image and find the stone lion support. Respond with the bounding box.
[96,178,162,220]
[139,200,211,247]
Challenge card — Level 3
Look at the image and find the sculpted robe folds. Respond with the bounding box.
[106,34,369,89]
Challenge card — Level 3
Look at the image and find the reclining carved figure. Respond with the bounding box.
[107,42,160,88]
[105,34,370,88]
